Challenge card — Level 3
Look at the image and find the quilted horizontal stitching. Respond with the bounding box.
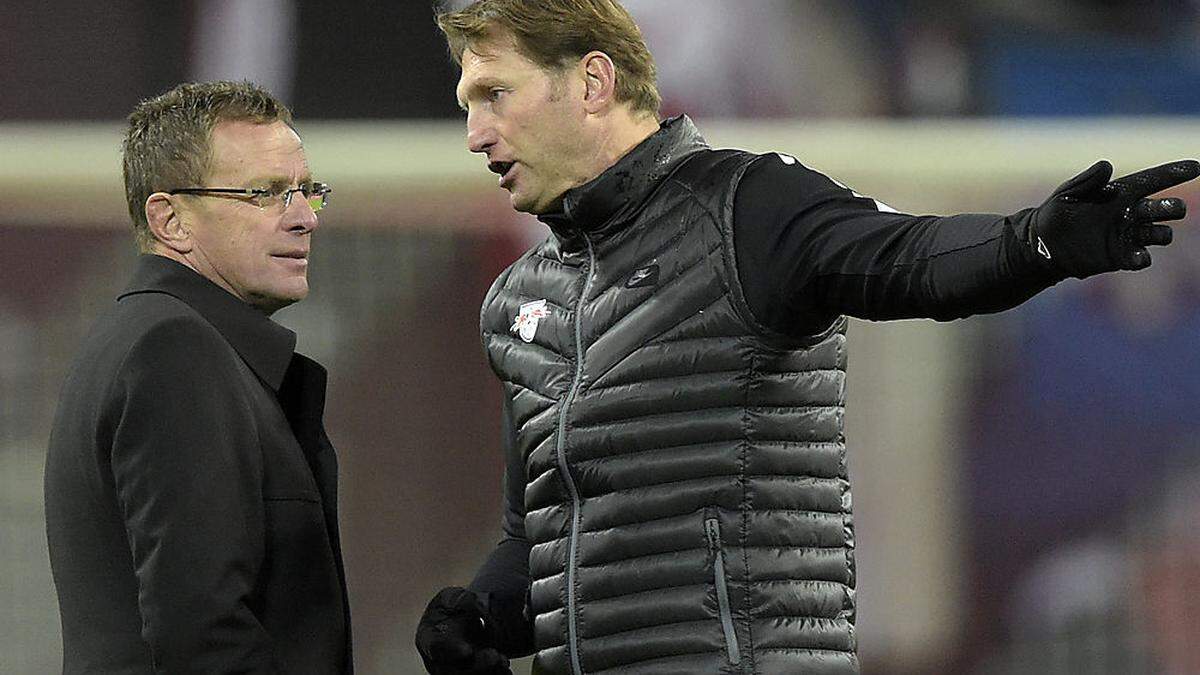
[747,611,852,622]
[569,402,742,430]
[743,579,851,592]
[483,330,571,359]
[588,367,749,394]
[744,572,854,583]
[528,569,565,585]
[581,617,718,644]
[567,439,841,470]
[579,542,847,571]
[747,403,842,411]
[588,649,733,675]
[753,441,844,449]
[580,473,846,501]
[509,382,556,403]
[584,580,708,604]
[726,543,849,552]
[577,546,703,570]
[524,495,569,520]
[649,334,748,347]
[742,508,848,517]
[755,647,858,657]
[575,509,710,534]
[572,439,744,467]
[570,402,841,431]
[539,587,855,620]
[585,584,851,611]
[756,367,844,376]
[580,511,846,539]
[514,402,557,436]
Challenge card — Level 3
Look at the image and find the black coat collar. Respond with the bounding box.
[118,254,297,391]
[538,115,708,241]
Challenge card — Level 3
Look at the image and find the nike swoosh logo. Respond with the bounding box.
[626,265,659,289]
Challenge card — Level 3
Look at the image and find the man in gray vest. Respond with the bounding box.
[414,1,1198,673]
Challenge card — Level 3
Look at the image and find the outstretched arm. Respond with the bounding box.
[733,155,1197,338]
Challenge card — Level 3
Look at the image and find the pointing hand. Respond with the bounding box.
[1031,159,1199,278]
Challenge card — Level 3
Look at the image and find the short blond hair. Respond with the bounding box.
[122,81,293,251]
[437,0,661,116]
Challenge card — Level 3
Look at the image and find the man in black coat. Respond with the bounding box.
[44,81,351,674]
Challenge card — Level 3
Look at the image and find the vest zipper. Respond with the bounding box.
[705,516,742,666]
[557,234,595,675]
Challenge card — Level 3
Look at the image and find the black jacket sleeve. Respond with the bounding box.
[468,392,535,657]
[110,316,276,673]
[732,153,1064,337]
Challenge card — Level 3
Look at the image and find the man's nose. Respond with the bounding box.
[286,193,320,233]
[466,110,495,154]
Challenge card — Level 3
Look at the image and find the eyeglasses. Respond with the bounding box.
[169,181,332,212]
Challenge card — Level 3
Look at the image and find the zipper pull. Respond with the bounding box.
[704,517,721,550]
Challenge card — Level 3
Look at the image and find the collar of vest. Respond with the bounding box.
[538,115,709,242]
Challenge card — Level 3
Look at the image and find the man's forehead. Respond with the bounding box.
[209,120,307,179]
[211,119,300,149]
[462,29,520,66]
[459,43,512,81]
[456,40,542,106]
[463,42,504,68]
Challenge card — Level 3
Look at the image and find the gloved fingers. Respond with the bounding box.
[431,587,486,615]
[471,647,513,674]
[1119,246,1153,271]
[1125,224,1174,247]
[1128,196,1187,224]
[1055,160,1114,201]
[1109,159,1200,200]
[424,631,479,669]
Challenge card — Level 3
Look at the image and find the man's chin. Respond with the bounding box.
[510,191,564,216]
[509,193,539,215]
[249,286,307,315]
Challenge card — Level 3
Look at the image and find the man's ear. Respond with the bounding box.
[145,193,193,254]
[581,51,617,114]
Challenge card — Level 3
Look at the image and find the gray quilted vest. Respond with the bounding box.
[480,116,858,674]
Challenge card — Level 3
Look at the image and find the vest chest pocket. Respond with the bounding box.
[704,515,742,667]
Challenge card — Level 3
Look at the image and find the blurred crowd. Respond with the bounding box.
[628,0,1200,118]
[5,0,1200,121]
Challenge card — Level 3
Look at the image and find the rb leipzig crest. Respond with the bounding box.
[510,299,550,343]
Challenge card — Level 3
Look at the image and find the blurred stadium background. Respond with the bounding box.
[3,1,1199,673]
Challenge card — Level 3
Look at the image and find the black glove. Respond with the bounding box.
[415,587,512,675]
[1029,159,1198,278]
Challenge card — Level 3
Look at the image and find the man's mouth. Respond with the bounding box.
[488,160,517,185]
[272,251,308,263]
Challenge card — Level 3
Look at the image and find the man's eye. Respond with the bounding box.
[488,88,507,102]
